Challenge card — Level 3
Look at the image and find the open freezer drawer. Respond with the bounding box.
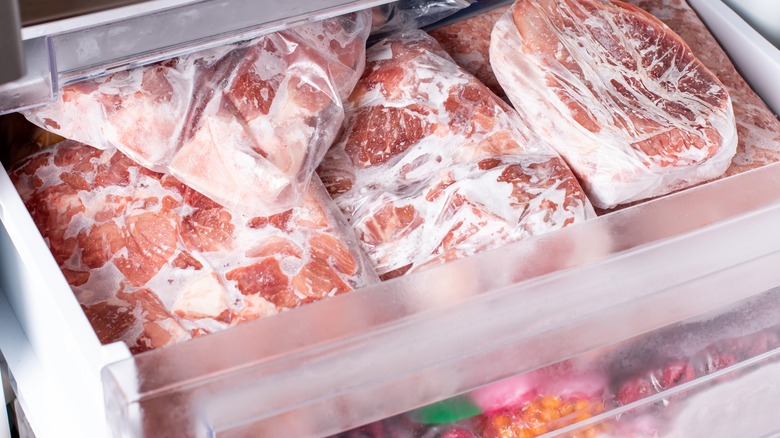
[5,154,780,437]
[97,168,780,437]
[1,0,780,437]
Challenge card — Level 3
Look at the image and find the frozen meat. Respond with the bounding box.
[10,140,375,353]
[624,0,780,177]
[318,30,592,280]
[428,5,511,102]
[23,12,371,216]
[490,0,738,209]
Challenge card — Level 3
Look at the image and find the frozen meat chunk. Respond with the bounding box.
[428,5,511,102]
[318,30,592,280]
[23,11,371,216]
[623,0,780,177]
[10,140,375,354]
[490,0,737,209]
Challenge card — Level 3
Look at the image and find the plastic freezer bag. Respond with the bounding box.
[23,11,371,217]
[490,0,737,209]
[371,0,475,38]
[318,30,593,280]
[10,140,377,354]
[623,0,780,178]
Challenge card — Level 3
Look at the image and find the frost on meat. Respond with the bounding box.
[623,0,780,178]
[318,30,592,280]
[428,5,511,103]
[490,0,737,209]
[10,141,373,354]
[23,12,370,216]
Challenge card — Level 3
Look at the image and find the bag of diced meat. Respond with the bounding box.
[22,11,371,217]
[318,29,593,280]
[490,0,738,209]
[10,140,377,353]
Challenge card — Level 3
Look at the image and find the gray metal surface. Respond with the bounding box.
[19,0,150,26]
[0,0,25,84]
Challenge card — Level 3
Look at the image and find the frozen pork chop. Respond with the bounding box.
[318,30,592,280]
[490,0,737,209]
[23,12,370,216]
[10,141,374,353]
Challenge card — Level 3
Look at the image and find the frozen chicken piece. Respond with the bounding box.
[318,30,592,280]
[428,5,511,102]
[10,140,374,354]
[623,0,780,177]
[490,0,738,209]
[23,11,371,216]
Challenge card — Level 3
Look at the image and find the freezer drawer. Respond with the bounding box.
[1,0,780,437]
[0,0,395,114]
[3,158,780,437]
[335,287,780,437]
[690,0,780,116]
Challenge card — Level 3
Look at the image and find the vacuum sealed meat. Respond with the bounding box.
[10,140,375,353]
[428,0,780,205]
[490,0,738,209]
[318,30,592,280]
[23,11,370,216]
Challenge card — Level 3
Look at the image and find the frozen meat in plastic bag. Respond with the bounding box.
[620,0,780,179]
[427,4,511,102]
[23,11,371,216]
[10,140,376,353]
[318,30,593,280]
[490,0,737,209]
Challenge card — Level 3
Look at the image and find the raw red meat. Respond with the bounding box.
[23,12,370,216]
[428,5,511,102]
[10,140,374,353]
[427,0,780,210]
[490,0,737,209]
[318,30,592,280]
[623,0,780,178]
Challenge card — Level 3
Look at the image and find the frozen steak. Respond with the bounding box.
[490,0,738,209]
[23,12,370,216]
[624,0,780,177]
[10,141,375,353]
[318,30,592,280]
[428,5,511,102]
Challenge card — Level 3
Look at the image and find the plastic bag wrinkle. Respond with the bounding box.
[23,11,372,216]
